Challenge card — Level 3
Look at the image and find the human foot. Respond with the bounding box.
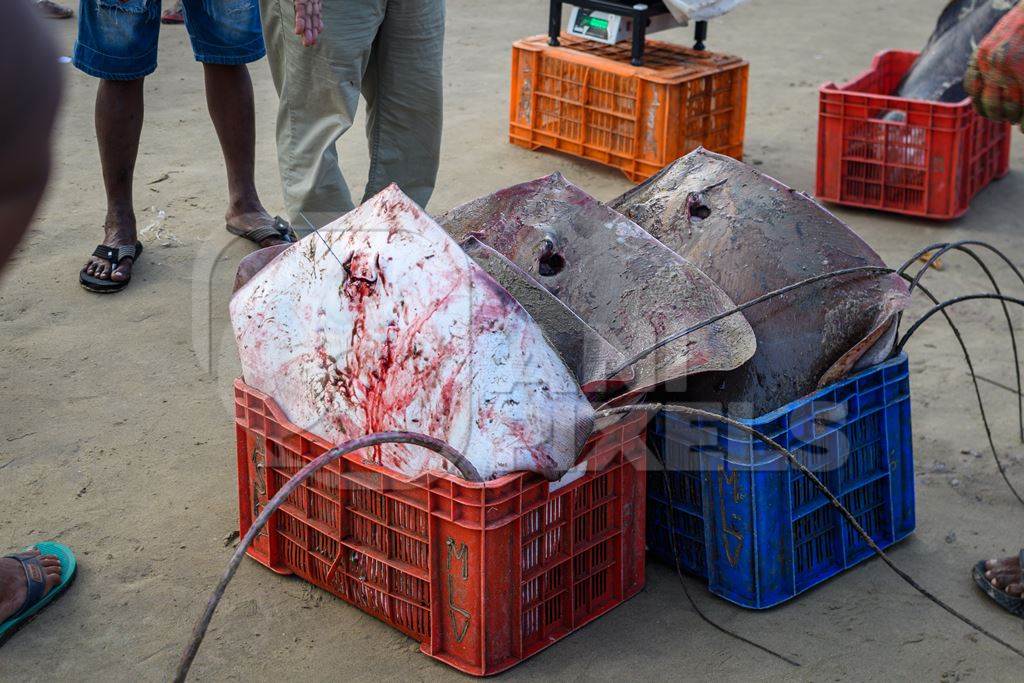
[0,549,62,623]
[81,211,140,287]
[226,205,296,248]
[984,555,1023,597]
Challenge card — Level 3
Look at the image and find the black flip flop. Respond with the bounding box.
[79,242,143,293]
[972,550,1024,618]
[226,216,297,246]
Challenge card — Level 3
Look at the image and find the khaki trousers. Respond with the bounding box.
[260,0,445,227]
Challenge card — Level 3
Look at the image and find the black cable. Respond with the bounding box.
[648,438,801,667]
[604,265,897,380]
[974,373,1024,396]
[603,247,1024,661]
[897,242,1024,442]
[607,239,1023,386]
[175,431,474,682]
[592,247,1024,507]
[899,240,1024,436]
[897,241,1024,288]
[597,403,1024,661]
[895,279,1024,507]
[897,293,1024,355]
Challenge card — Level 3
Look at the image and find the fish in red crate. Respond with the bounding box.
[230,184,594,482]
[897,0,1016,103]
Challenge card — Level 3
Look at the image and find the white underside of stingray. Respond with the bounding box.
[230,185,593,481]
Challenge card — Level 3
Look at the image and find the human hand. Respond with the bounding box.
[965,2,1024,127]
[294,0,323,47]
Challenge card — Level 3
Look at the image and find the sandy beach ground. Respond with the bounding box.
[3,0,1024,679]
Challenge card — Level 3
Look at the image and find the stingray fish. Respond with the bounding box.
[438,173,756,396]
[459,236,629,394]
[230,184,594,482]
[896,0,1015,102]
[611,149,910,416]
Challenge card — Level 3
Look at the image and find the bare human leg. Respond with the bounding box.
[203,63,291,247]
[81,77,143,285]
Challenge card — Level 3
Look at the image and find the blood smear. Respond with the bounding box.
[230,184,594,481]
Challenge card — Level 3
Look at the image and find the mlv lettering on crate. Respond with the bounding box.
[648,354,915,609]
[233,380,648,675]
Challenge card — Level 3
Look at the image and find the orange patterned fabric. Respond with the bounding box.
[966,1,1024,126]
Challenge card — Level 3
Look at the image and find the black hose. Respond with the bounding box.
[897,293,1024,355]
[174,431,474,682]
[895,280,1024,507]
[897,241,1024,288]
[596,403,1024,661]
[897,242,1023,442]
[594,238,1024,508]
[604,265,897,380]
[647,438,801,667]
[897,293,1024,506]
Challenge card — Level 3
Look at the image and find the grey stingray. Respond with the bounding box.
[610,148,910,416]
[438,173,757,396]
[896,0,1015,102]
[459,236,631,394]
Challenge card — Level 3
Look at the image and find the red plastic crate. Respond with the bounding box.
[817,50,1011,220]
[509,34,748,182]
[233,380,647,675]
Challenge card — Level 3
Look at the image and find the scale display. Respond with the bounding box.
[572,9,614,41]
[566,6,681,45]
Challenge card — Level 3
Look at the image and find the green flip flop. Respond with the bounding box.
[0,541,77,646]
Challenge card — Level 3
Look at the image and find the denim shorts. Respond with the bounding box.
[73,0,266,80]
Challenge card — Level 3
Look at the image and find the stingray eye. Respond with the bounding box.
[537,239,565,277]
[689,202,711,220]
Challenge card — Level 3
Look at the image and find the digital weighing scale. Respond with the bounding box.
[549,1,710,65]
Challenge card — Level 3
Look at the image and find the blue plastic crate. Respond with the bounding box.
[647,353,915,609]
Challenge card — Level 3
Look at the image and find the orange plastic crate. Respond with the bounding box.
[233,380,647,675]
[816,50,1011,220]
[509,34,748,182]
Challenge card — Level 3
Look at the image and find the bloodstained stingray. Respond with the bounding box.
[611,148,910,416]
[438,173,757,397]
[230,184,594,481]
